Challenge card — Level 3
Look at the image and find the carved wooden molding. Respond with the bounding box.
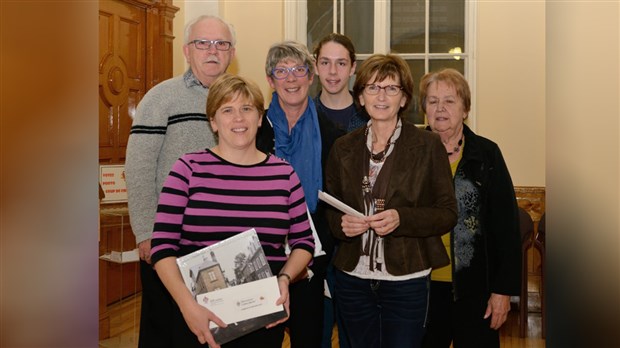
[515,186,545,223]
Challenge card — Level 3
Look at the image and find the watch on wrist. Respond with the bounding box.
[277,272,292,283]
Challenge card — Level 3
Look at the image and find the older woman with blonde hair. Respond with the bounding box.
[420,68,521,348]
[324,54,457,348]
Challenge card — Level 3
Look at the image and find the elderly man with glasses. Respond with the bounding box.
[125,15,236,348]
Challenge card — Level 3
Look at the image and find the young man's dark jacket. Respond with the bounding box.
[313,91,370,133]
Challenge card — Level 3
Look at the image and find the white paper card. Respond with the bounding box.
[318,191,365,218]
[196,276,284,328]
[99,248,139,264]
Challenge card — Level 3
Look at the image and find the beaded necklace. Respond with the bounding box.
[447,135,464,156]
[366,122,400,163]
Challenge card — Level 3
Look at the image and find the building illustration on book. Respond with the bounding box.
[187,233,271,296]
[193,255,226,294]
[176,229,287,345]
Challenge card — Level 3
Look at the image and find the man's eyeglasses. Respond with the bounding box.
[364,84,403,96]
[188,40,233,51]
[271,65,310,80]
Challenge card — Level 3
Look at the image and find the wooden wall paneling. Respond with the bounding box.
[105,263,141,306]
[118,9,146,156]
[99,207,110,340]
[515,186,545,224]
[99,258,110,340]
[99,0,146,165]
[161,3,178,80]
[514,186,545,284]
[99,207,142,342]
[145,1,179,91]
[101,211,142,306]
[99,0,177,165]
[145,6,159,91]
[99,10,115,165]
[98,0,178,341]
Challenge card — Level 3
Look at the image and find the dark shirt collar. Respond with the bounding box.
[183,69,207,88]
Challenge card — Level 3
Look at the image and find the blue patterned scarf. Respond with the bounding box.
[267,92,322,213]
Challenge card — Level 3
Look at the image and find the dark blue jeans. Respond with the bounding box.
[322,262,350,348]
[334,269,429,348]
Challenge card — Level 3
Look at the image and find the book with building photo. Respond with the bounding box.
[176,228,287,345]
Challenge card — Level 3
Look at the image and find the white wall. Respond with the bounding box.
[173,1,220,75]
[222,1,283,102]
[476,1,545,187]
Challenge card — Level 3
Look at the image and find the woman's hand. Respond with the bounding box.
[267,249,311,328]
[341,214,370,237]
[367,209,400,236]
[266,275,291,328]
[484,293,511,330]
[154,257,227,347]
[179,300,227,347]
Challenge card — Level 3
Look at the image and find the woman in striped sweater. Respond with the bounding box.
[150,74,314,348]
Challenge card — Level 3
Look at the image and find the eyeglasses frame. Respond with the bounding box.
[271,65,310,80]
[364,84,403,96]
[188,39,233,51]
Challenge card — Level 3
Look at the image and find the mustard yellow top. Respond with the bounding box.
[430,150,463,282]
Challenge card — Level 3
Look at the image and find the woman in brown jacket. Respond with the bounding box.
[324,54,458,348]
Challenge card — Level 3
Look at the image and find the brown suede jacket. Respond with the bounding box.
[325,120,458,276]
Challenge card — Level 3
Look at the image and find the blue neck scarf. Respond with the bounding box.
[267,92,322,213]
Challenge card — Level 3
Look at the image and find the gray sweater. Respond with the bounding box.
[125,69,216,244]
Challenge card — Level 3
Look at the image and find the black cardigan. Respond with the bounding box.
[449,124,521,299]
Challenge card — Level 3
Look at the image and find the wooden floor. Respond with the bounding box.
[100,250,545,348]
[281,275,546,348]
[99,279,545,348]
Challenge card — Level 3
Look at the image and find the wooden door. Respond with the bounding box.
[98,0,177,340]
[99,0,146,165]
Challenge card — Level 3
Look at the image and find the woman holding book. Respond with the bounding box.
[149,74,314,348]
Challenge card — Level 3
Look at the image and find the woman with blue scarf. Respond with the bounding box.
[256,41,344,348]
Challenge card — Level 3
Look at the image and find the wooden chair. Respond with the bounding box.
[518,207,535,337]
[534,213,546,338]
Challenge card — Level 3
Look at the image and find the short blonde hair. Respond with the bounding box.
[419,68,471,114]
[206,74,264,121]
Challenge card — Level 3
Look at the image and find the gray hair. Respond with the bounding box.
[265,41,315,77]
[183,15,236,46]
